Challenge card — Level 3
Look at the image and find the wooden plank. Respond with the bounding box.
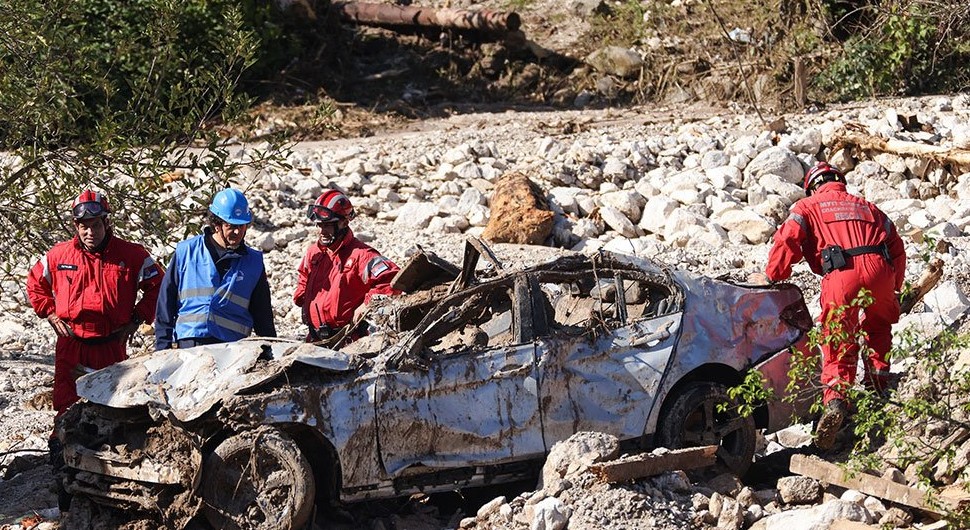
[589,445,717,483]
[790,454,955,514]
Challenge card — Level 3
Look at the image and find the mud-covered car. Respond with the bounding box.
[58,240,812,530]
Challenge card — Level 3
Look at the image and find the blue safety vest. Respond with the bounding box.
[173,235,263,342]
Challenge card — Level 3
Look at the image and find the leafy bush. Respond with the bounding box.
[816,0,970,100]
[0,0,291,281]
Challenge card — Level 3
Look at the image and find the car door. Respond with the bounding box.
[375,277,545,479]
[535,273,683,446]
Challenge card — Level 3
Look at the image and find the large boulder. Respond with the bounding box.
[482,172,555,245]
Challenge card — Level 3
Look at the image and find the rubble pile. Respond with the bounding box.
[462,432,930,530]
[1,94,970,528]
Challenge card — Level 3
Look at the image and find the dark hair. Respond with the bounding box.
[207,211,227,227]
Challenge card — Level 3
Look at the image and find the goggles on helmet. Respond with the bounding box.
[307,204,342,223]
[72,201,108,220]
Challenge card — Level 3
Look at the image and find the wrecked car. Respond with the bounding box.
[58,239,812,530]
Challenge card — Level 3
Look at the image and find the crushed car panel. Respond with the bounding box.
[75,339,357,421]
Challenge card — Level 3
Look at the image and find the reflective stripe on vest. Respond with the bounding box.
[173,235,263,342]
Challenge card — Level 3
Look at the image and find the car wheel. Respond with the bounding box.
[655,381,756,476]
[201,427,316,530]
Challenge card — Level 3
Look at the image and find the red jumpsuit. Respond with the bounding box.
[766,182,905,404]
[27,234,163,414]
[294,229,400,339]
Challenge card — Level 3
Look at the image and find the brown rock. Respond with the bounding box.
[482,172,554,245]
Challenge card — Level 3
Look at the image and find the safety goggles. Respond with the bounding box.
[72,201,107,220]
[307,204,340,223]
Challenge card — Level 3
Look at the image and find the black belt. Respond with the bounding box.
[844,244,888,258]
[821,243,891,274]
[176,337,224,349]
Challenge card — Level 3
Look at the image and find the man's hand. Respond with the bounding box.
[352,303,369,323]
[747,272,770,285]
[46,314,73,337]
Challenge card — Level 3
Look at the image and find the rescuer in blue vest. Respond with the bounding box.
[154,188,276,350]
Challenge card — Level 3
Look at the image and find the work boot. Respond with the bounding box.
[815,399,848,450]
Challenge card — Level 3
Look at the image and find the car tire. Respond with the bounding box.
[201,427,316,530]
[655,381,756,476]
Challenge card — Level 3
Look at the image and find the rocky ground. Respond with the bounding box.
[1,92,970,529]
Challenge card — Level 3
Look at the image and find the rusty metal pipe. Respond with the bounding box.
[333,1,521,32]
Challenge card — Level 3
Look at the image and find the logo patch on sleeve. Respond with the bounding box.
[367,256,391,278]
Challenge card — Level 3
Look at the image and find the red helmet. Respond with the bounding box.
[71,190,111,220]
[803,161,846,196]
[307,190,355,223]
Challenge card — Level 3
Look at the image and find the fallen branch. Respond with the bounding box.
[790,454,967,515]
[589,445,717,483]
[900,257,945,314]
[832,130,970,171]
[333,2,521,33]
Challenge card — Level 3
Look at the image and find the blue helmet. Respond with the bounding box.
[209,188,252,224]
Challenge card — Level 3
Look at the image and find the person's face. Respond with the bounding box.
[317,219,348,247]
[213,221,248,249]
[75,217,107,250]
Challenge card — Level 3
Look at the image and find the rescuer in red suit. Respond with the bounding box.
[294,189,400,343]
[27,190,164,415]
[754,162,906,450]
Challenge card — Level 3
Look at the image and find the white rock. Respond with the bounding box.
[701,150,730,170]
[927,222,962,238]
[714,209,775,244]
[602,156,629,180]
[757,173,804,205]
[923,280,970,325]
[477,496,506,519]
[454,161,483,180]
[530,497,570,530]
[663,209,706,246]
[907,210,936,229]
[633,177,658,199]
[442,145,473,165]
[863,178,901,203]
[427,216,461,234]
[759,500,870,530]
[744,146,803,186]
[841,489,866,504]
[599,205,638,237]
[457,188,487,215]
[293,178,324,199]
[252,232,275,252]
[848,160,887,185]
[393,201,439,230]
[706,165,742,189]
[600,190,645,222]
[466,204,490,227]
[572,217,603,239]
[638,196,680,234]
[783,128,822,155]
[773,424,813,448]
[0,320,26,342]
[873,152,908,174]
[863,496,887,517]
[376,188,401,202]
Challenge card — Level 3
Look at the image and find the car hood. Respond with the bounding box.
[75,338,358,422]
